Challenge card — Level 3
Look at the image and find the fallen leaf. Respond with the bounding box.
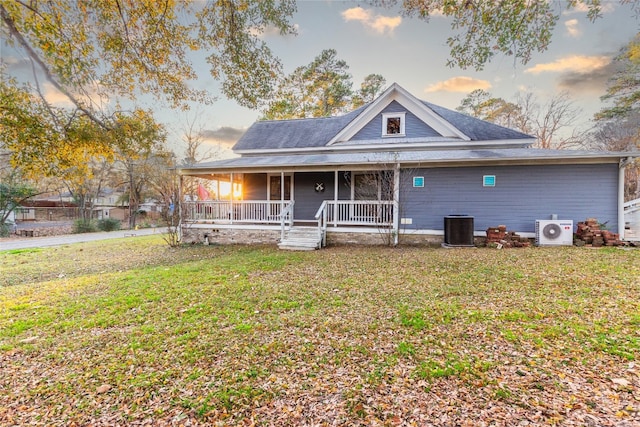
[96,384,112,394]
[611,378,630,387]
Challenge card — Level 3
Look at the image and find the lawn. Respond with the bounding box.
[1,236,639,426]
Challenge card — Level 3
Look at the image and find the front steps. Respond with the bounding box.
[278,226,322,251]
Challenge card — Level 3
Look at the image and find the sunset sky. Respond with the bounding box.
[3,1,639,156]
[191,0,639,155]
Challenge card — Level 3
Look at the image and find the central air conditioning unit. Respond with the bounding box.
[535,220,574,246]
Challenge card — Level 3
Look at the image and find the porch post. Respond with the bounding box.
[619,158,629,239]
[333,170,338,227]
[393,163,400,246]
[178,174,183,242]
[230,173,234,224]
[280,171,285,212]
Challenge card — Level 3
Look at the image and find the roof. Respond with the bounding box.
[233,83,533,153]
[180,83,637,175]
[422,101,531,141]
[180,148,633,175]
[233,105,368,151]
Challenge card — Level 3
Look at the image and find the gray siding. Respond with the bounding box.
[400,164,619,233]
[351,101,440,140]
[293,172,335,220]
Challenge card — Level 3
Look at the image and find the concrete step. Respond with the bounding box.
[278,239,320,250]
[278,227,321,250]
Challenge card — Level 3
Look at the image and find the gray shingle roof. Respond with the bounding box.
[233,105,368,151]
[232,99,532,152]
[423,102,532,141]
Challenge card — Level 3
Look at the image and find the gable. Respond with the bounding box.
[328,83,470,144]
[349,101,442,141]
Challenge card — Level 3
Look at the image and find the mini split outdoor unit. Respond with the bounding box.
[535,220,574,246]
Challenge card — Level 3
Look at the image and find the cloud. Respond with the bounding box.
[250,23,299,38]
[42,83,75,107]
[424,76,492,93]
[524,55,610,74]
[41,81,110,109]
[563,2,615,15]
[2,55,31,73]
[200,126,246,146]
[564,19,582,38]
[557,60,620,94]
[341,7,401,35]
[525,54,616,94]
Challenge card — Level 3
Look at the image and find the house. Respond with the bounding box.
[178,83,638,249]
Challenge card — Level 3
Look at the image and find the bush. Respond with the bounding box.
[0,223,9,237]
[97,218,121,232]
[73,219,97,234]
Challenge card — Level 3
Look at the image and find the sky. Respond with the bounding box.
[3,1,640,157]
[187,0,639,156]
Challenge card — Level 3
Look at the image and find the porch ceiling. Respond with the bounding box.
[178,149,635,176]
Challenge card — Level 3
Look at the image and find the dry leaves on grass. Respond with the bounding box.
[0,245,639,425]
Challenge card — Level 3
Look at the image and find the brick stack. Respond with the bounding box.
[486,225,507,245]
[485,225,531,248]
[575,218,624,247]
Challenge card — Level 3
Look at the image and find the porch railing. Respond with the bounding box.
[315,200,394,247]
[183,200,293,224]
[624,198,640,214]
[324,200,394,226]
[624,198,640,240]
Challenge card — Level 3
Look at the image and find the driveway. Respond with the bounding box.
[0,227,162,251]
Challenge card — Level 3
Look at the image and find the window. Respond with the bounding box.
[413,176,424,188]
[353,173,379,201]
[483,175,496,187]
[382,112,406,137]
[268,174,292,200]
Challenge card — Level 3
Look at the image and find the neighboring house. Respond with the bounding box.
[178,83,638,249]
[138,199,163,221]
[19,200,78,221]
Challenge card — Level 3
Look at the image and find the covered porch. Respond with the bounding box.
[178,168,401,248]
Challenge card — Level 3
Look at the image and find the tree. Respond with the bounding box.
[179,111,221,202]
[110,113,168,229]
[262,49,352,119]
[62,158,115,228]
[596,32,640,121]
[262,49,387,119]
[1,1,296,119]
[520,92,584,149]
[592,33,640,200]
[0,169,37,236]
[456,89,522,129]
[0,75,163,179]
[457,90,584,149]
[352,74,387,108]
[145,150,182,247]
[378,0,640,70]
[1,1,297,172]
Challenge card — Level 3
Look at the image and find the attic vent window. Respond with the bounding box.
[382,112,406,137]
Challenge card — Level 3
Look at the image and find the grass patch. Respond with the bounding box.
[1,243,639,425]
